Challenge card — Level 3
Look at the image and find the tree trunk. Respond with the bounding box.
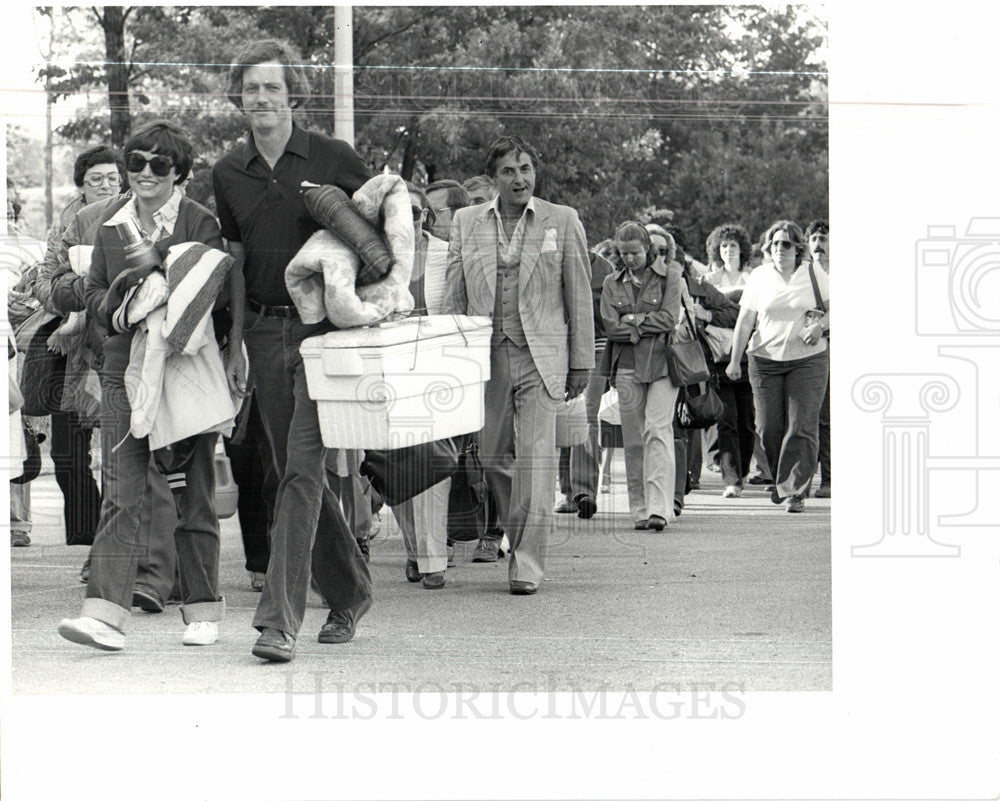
[101,7,131,148]
[400,130,417,181]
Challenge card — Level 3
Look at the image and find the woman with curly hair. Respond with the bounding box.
[703,223,756,497]
[705,222,752,296]
[726,220,829,513]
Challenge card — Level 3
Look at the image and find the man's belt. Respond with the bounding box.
[247,298,299,319]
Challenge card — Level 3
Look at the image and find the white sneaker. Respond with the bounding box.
[58,616,125,651]
[183,621,219,646]
[722,485,743,498]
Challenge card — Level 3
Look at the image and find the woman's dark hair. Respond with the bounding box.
[226,39,311,110]
[763,219,808,262]
[124,120,194,185]
[426,179,471,211]
[705,223,752,270]
[485,135,540,178]
[73,145,126,189]
[660,222,688,256]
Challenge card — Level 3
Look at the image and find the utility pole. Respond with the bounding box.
[41,6,55,230]
[333,5,355,146]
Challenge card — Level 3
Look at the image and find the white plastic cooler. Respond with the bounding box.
[300,314,492,448]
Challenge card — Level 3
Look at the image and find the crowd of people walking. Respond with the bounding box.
[7,38,830,662]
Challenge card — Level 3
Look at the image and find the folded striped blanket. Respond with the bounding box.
[162,242,233,355]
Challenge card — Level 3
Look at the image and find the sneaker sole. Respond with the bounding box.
[471,554,498,563]
[58,623,123,652]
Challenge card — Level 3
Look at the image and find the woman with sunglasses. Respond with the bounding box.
[59,120,229,651]
[601,221,682,531]
[726,220,829,513]
[35,146,185,605]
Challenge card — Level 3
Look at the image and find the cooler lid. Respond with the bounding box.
[302,314,491,351]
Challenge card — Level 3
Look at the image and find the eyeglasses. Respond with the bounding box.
[125,152,174,176]
[771,240,795,250]
[411,206,425,222]
[84,172,121,188]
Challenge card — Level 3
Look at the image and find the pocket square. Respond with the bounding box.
[541,228,558,253]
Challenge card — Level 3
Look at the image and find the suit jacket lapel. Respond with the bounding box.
[518,203,549,293]
[473,212,498,298]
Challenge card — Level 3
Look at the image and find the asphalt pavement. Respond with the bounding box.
[9,447,831,695]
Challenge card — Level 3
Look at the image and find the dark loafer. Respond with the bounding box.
[421,571,445,590]
[509,580,538,595]
[405,560,422,583]
[576,495,597,519]
[634,519,649,530]
[647,514,667,531]
[318,596,373,644]
[132,588,164,614]
[252,628,296,662]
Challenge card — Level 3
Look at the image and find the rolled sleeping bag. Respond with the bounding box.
[303,185,395,287]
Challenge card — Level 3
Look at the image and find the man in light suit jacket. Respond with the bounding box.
[441,135,594,595]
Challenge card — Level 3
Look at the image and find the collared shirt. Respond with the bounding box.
[104,186,183,242]
[740,260,829,361]
[489,195,537,268]
[212,123,372,305]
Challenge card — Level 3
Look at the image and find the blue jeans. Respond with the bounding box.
[748,350,829,501]
[243,312,372,637]
[83,343,221,631]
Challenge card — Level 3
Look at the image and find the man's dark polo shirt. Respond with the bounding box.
[212,124,372,306]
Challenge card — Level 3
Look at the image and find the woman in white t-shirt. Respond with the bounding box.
[725,220,829,513]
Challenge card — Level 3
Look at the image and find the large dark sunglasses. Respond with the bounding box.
[771,240,795,250]
[125,152,174,176]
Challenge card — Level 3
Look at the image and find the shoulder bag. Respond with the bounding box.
[666,301,711,387]
[447,439,493,542]
[16,309,66,417]
[675,380,725,430]
[361,437,460,507]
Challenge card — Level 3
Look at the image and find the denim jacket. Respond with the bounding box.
[600,256,682,383]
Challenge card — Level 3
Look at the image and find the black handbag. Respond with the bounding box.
[666,303,711,387]
[360,437,460,507]
[447,440,492,542]
[675,382,725,429]
[11,422,44,485]
[16,310,67,417]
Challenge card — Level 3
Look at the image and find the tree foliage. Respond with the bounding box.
[33,4,828,257]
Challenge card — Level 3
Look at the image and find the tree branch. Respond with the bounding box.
[357,8,448,60]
